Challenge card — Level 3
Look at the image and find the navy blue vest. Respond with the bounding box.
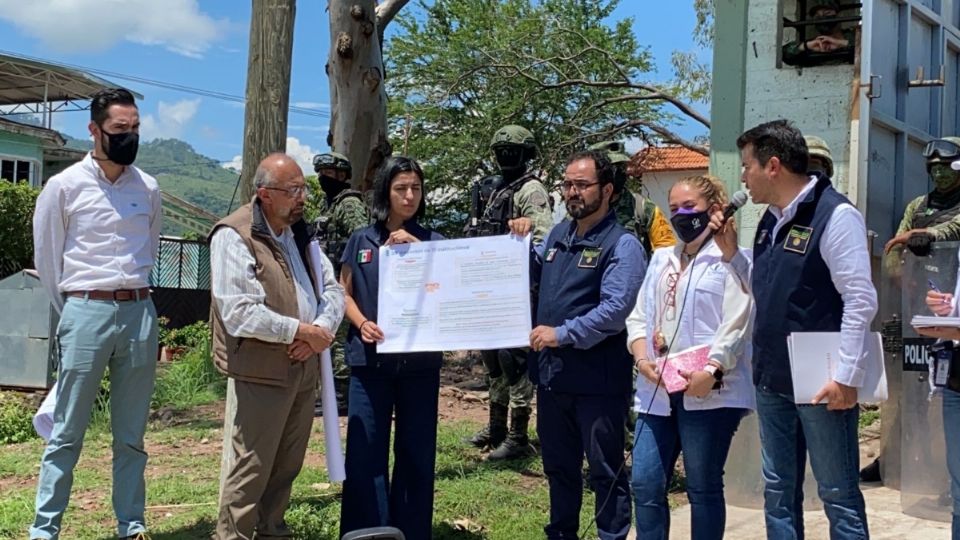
[533,211,633,395]
[341,221,444,371]
[752,175,846,394]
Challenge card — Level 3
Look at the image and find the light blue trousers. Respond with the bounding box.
[30,296,158,540]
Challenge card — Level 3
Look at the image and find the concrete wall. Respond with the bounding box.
[737,0,860,239]
[641,168,710,213]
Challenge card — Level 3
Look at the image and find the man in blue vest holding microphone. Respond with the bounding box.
[510,149,646,540]
[712,120,878,539]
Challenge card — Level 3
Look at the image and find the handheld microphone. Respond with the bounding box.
[721,190,749,224]
[699,190,749,248]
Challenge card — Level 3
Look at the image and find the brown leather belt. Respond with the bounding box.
[67,288,151,301]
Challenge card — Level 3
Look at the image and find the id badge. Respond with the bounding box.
[934,347,953,387]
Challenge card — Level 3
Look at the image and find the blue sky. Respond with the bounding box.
[0,0,709,173]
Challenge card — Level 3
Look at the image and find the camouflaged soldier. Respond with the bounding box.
[465,125,553,460]
[884,136,960,258]
[313,152,371,414]
[589,141,675,259]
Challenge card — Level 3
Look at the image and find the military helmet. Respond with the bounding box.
[312,151,352,179]
[588,140,631,165]
[804,135,834,178]
[923,136,960,171]
[490,125,537,151]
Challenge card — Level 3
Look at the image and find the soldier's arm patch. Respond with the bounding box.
[527,190,549,209]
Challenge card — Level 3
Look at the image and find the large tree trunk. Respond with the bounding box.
[240,0,296,202]
[327,0,397,191]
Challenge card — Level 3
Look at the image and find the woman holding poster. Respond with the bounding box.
[625,175,755,539]
[337,156,444,540]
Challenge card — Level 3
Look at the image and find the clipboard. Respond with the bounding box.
[787,331,888,405]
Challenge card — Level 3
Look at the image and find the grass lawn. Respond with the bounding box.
[0,400,614,540]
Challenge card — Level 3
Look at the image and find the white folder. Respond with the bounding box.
[787,331,888,405]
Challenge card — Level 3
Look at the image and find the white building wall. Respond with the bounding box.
[739,0,860,239]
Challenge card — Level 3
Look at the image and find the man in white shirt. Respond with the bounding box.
[713,120,877,539]
[30,88,161,540]
[210,153,343,539]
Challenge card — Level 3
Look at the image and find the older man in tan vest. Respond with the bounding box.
[210,153,344,539]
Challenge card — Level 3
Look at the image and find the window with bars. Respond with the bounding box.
[781,1,861,68]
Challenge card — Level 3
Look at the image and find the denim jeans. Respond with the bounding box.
[943,388,960,539]
[30,297,158,540]
[631,393,745,540]
[339,363,440,540]
[755,386,868,540]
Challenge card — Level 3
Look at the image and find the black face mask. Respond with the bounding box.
[99,127,139,166]
[670,208,711,244]
[494,146,529,180]
[320,175,348,201]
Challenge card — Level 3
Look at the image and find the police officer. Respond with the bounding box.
[313,151,371,414]
[465,125,553,461]
[588,141,675,259]
[885,136,960,257]
[510,149,645,540]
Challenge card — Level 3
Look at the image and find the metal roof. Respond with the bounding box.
[0,52,143,115]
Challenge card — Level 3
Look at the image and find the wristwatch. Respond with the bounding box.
[703,364,723,389]
[703,364,722,378]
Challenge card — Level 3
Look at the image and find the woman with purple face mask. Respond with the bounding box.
[625,175,756,539]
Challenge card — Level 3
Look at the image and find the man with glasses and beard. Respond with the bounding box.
[509,150,645,540]
[210,153,344,539]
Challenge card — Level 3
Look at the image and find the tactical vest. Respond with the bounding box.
[316,189,365,269]
[911,195,960,230]
[476,173,535,236]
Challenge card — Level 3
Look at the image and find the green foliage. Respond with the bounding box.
[0,392,38,444]
[0,181,40,278]
[161,320,212,350]
[152,338,225,411]
[386,0,668,235]
[304,174,323,223]
[859,407,880,430]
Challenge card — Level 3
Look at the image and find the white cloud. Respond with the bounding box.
[0,0,227,58]
[222,155,242,172]
[140,98,201,141]
[284,137,320,175]
[221,137,320,176]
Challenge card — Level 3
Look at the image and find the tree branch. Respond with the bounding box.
[469,51,711,129]
[376,0,411,44]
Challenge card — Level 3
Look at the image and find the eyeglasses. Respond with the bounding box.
[560,181,601,193]
[662,272,679,322]
[263,185,309,198]
[923,140,960,160]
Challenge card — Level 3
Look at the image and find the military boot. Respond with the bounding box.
[487,407,536,460]
[466,402,508,449]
